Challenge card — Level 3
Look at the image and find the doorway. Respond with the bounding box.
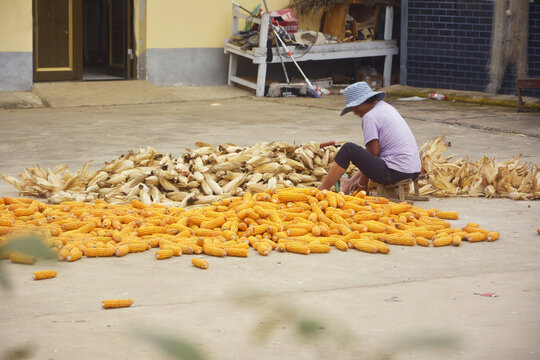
[33,0,134,82]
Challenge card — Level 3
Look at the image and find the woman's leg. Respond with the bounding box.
[333,142,389,184]
[318,162,347,190]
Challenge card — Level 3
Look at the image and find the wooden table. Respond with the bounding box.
[224,4,399,97]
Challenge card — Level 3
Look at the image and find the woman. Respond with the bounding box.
[318,81,421,194]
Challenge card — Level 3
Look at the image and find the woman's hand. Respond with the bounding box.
[340,171,369,195]
[339,176,357,195]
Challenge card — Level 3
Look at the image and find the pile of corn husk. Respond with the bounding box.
[0,142,338,206]
[417,136,540,200]
[2,136,539,204]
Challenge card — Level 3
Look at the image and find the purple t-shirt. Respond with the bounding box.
[362,101,421,173]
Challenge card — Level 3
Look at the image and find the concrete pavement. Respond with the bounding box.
[0,81,539,360]
[1,80,539,111]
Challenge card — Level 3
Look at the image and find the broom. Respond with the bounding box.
[262,0,321,98]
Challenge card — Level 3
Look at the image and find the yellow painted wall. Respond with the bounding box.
[146,0,304,49]
[0,0,32,52]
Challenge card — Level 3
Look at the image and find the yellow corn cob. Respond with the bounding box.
[308,243,331,253]
[191,244,203,254]
[67,248,83,262]
[277,192,308,204]
[115,244,130,257]
[200,216,226,230]
[193,227,214,237]
[57,247,69,261]
[177,244,194,254]
[422,224,447,231]
[365,239,390,254]
[0,218,14,227]
[136,226,166,236]
[408,227,436,239]
[384,234,415,246]
[286,228,309,237]
[74,222,96,234]
[259,238,277,249]
[284,242,309,255]
[335,239,348,251]
[467,232,487,242]
[256,242,272,256]
[161,244,182,256]
[155,249,174,260]
[436,211,459,220]
[131,199,148,209]
[415,236,431,247]
[452,234,462,246]
[390,203,412,215]
[102,299,134,309]
[221,229,237,241]
[353,241,378,253]
[276,242,287,252]
[14,207,35,217]
[433,235,453,247]
[363,221,387,233]
[335,192,345,207]
[33,270,57,280]
[0,226,12,236]
[326,191,338,208]
[9,253,35,264]
[311,225,322,236]
[128,242,147,253]
[462,226,489,234]
[225,247,249,257]
[335,223,352,236]
[487,231,499,242]
[203,244,226,257]
[85,247,115,257]
[192,257,209,269]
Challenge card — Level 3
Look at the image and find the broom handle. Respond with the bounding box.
[271,26,315,89]
[261,0,315,89]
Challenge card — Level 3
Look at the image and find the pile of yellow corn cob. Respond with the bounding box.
[0,187,499,266]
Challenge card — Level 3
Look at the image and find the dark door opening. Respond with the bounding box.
[82,0,133,80]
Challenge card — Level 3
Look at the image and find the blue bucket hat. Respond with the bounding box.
[340,81,386,116]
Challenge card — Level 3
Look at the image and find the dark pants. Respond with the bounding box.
[334,142,419,185]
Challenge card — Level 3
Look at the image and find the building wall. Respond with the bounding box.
[0,0,33,91]
[145,0,290,86]
[0,0,307,90]
[403,0,540,98]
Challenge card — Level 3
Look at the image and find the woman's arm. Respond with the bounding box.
[366,139,380,157]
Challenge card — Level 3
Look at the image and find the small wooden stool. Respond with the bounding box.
[375,177,429,204]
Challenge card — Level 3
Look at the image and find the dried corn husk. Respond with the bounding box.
[417,135,539,199]
[2,136,538,206]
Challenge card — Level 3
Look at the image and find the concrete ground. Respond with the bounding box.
[0,81,539,360]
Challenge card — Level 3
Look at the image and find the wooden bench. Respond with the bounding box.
[375,176,429,204]
[517,78,540,112]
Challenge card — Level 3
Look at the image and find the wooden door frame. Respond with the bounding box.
[33,0,83,81]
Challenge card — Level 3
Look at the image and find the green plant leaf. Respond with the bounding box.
[0,263,12,290]
[133,329,206,360]
[1,234,55,259]
[296,317,324,338]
